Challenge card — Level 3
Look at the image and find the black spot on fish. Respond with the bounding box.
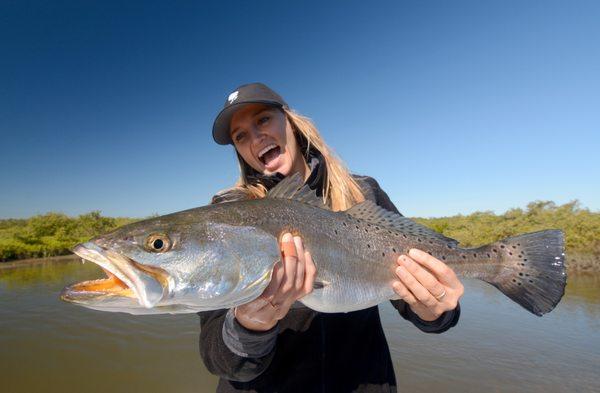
[519,273,524,276]
[500,245,505,249]
[382,252,385,257]
[442,256,446,260]
[487,253,491,258]
[392,247,396,252]
[462,255,466,259]
[473,253,477,257]
[493,249,497,253]
[367,244,371,248]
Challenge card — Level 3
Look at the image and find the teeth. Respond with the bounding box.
[258,144,278,159]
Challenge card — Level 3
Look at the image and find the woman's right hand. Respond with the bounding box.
[233,232,316,332]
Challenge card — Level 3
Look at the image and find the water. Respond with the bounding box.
[1,258,598,393]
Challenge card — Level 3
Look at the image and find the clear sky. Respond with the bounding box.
[1,0,599,218]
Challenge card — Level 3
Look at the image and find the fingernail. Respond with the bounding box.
[282,233,293,242]
[408,249,421,258]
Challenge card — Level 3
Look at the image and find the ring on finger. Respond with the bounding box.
[434,289,446,300]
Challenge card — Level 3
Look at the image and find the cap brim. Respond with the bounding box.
[212,101,285,145]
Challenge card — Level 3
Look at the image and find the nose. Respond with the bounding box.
[248,125,268,146]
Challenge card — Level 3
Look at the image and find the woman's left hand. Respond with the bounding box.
[393,248,464,321]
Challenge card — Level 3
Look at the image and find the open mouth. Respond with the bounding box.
[258,143,281,168]
[61,242,169,308]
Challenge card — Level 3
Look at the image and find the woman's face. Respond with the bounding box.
[230,103,308,178]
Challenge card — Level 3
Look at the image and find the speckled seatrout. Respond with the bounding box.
[61,174,566,316]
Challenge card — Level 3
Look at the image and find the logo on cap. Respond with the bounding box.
[227,91,239,104]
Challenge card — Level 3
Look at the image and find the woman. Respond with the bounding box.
[199,83,464,392]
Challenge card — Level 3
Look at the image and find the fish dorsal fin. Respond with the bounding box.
[267,172,330,210]
[346,200,459,245]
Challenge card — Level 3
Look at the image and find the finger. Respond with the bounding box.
[395,265,438,308]
[302,251,316,296]
[273,233,298,303]
[398,255,446,301]
[258,261,285,302]
[293,236,305,292]
[392,280,418,306]
[280,233,297,259]
[408,248,459,288]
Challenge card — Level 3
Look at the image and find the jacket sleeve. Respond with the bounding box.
[361,176,461,334]
[198,309,278,382]
[197,188,279,382]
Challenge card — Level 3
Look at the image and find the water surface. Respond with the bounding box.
[1,259,598,392]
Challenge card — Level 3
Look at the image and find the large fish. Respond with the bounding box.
[61,174,566,316]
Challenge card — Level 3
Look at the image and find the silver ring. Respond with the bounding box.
[434,290,446,300]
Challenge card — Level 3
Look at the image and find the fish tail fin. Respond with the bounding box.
[478,230,566,316]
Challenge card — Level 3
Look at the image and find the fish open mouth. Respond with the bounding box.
[61,242,170,309]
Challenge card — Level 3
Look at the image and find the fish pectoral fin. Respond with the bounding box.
[313,279,331,290]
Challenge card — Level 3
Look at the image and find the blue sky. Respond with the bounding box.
[1,0,599,218]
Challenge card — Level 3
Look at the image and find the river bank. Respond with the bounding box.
[1,251,598,273]
[2,201,599,270]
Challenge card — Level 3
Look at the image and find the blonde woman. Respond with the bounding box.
[199,83,464,392]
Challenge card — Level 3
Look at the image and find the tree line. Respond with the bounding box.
[1,201,598,270]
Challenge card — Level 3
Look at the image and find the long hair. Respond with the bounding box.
[229,108,365,211]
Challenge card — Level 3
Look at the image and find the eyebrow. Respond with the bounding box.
[230,108,273,136]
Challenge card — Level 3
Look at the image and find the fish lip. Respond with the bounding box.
[70,242,167,308]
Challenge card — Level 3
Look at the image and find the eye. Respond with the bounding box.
[144,233,172,253]
[234,131,246,142]
[257,116,270,125]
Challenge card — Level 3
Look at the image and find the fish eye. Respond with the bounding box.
[144,233,172,253]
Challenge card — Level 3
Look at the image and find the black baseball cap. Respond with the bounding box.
[212,83,288,145]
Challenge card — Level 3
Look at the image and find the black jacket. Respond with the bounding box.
[198,158,460,392]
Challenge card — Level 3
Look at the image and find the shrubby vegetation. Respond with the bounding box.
[415,200,600,271]
[0,212,137,261]
[1,201,598,270]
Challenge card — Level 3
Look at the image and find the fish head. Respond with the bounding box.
[61,213,280,314]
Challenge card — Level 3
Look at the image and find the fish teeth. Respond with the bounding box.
[258,143,278,159]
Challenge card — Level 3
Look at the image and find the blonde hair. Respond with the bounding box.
[230,108,365,211]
